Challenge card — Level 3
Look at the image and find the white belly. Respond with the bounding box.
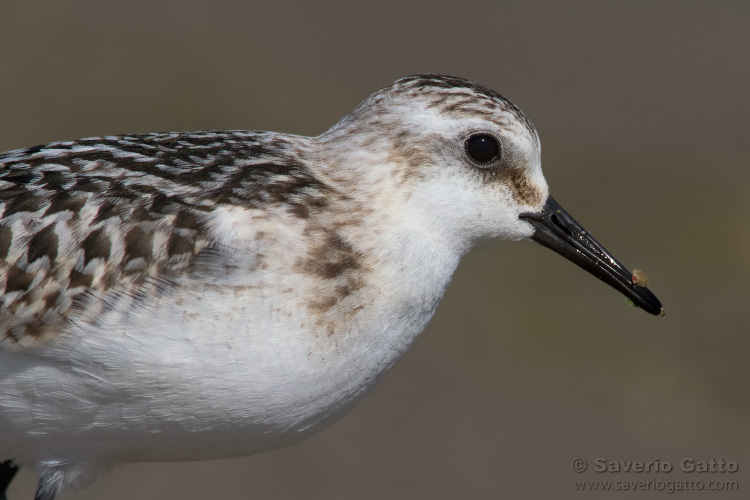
[0,270,436,466]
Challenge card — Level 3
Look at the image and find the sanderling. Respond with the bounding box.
[0,74,662,500]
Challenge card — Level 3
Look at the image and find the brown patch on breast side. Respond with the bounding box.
[301,231,363,280]
[335,280,362,300]
[498,168,544,207]
[298,230,369,332]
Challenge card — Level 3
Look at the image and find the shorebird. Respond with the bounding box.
[0,74,662,500]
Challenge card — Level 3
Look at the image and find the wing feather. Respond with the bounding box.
[0,131,323,350]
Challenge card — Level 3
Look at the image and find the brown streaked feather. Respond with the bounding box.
[0,131,328,349]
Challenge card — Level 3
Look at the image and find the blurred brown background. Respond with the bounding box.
[2,1,748,499]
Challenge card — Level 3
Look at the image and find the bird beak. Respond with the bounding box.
[519,196,664,316]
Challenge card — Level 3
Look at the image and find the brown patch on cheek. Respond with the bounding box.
[389,130,434,185]
[498,168,544,207]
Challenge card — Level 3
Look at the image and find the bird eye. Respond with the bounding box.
[465,134,500,164]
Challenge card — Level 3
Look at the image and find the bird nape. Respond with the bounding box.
[0,74,662,500]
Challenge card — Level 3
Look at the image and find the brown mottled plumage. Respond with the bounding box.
[0,132,331,347]
[0,74,661,500]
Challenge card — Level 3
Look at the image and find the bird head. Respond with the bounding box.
[319,74,663,316]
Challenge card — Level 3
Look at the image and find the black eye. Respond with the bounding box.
[465,134,500,164]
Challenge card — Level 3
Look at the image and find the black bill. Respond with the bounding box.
[519,196,664,316]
